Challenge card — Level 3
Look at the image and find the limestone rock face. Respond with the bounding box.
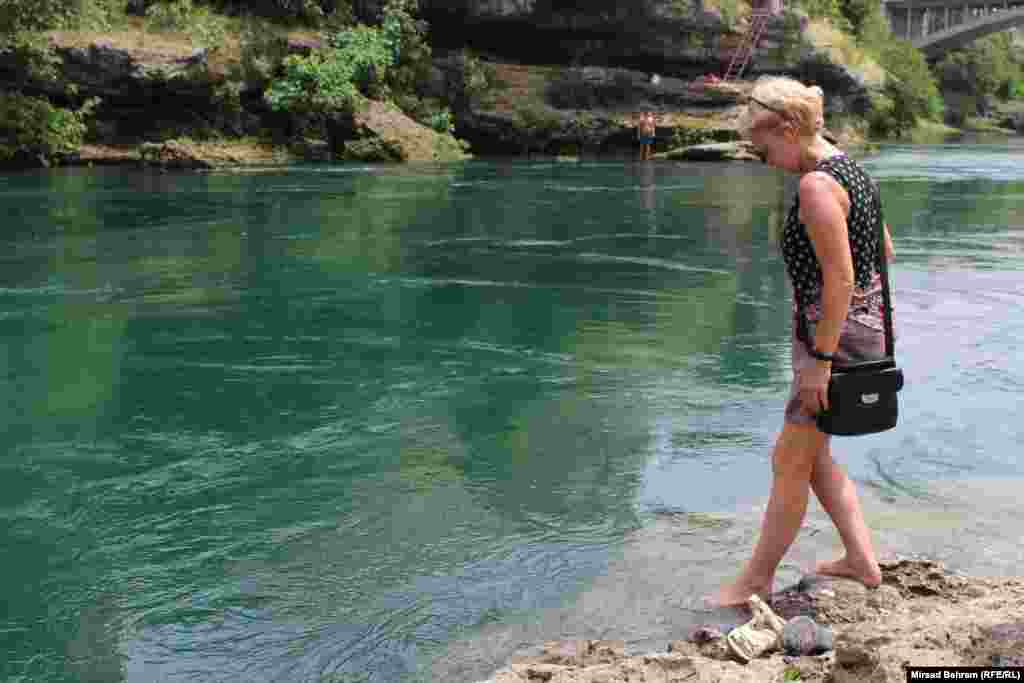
[0,43,214,100]
[422,0,736,74]
[786,51,877,116]
[0,43,258,141]
[425,2,874,134]
[347,99,470,162]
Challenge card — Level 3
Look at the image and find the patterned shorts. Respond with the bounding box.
[785,314,887,427]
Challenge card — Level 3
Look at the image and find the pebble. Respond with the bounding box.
[782,616,834,656]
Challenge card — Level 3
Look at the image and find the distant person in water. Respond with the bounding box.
[637,111,657,161]
[713,76,896,607]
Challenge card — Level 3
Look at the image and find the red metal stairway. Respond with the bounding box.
[721,10,773,82]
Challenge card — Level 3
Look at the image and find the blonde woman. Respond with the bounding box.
[714,77,895,606]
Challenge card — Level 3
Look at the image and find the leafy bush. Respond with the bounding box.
[458,49,497,107]
[937,35,1022,101]
[145,0,230,51]
[427,108,454,134]
[799,0,848,29]
[839,0,890,47]
[192,10,230,50]
[0,92,97,165]
[233,17,292,88]
[265,24,396,113]
[0,0,77,36]
[263,0,430,114]
[515,102,563,137]
[74,0,128,31]
[869,39,943,137]
[377,0,434,101]
[390,93,455,132]
[0,0,78,80]
[208,0,351,26]
[144,0,194,31]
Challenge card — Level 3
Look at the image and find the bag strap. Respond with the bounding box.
[876,188,895,359]
[797,162,895,363]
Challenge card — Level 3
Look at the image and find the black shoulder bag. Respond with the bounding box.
[799,211,905,437]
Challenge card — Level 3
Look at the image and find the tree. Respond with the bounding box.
[840,0,891,48]
[871,39,943,136]
[0,0,89,84]
[0,0,76,38]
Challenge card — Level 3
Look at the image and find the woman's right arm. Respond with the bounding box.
[884,223,894,262]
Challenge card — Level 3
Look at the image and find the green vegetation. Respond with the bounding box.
[262,0,476,151]
[2,0,1024,165]
[839,0,891,45]
[0,0,485,163]
[205,0,352,26]
[144,0,231,50]
[0,92,98,166]
[783,667,803,681]
[0,1,113,163]
[265,22,397,113]
[937,33,1023,124]
[794,0,945,136]
[0,0,78,37]
[872,39,945,137]
[792,0,1024,138]
[514,101,564,152]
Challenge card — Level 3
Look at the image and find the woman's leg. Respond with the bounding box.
[715,422,827,606]
[809,442,882,586]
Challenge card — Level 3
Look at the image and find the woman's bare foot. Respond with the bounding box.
[814,556,882,588]
[710,576,773,608]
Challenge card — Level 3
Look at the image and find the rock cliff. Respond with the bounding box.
[0,0,881,167]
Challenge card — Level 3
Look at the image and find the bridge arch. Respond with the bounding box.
[885,0,1024,57]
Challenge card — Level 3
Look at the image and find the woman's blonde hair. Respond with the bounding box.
[742,76,825,139]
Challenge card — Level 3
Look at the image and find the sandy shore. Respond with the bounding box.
[477,559,1024,682]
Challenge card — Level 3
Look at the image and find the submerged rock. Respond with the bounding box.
[660,141,761,162]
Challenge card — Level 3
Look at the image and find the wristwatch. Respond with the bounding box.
[808,347,837,362]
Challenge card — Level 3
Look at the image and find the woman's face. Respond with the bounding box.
[749,111,799,172]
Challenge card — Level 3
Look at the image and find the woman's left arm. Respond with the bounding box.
[884,222,895,261]
[798,172,855,413]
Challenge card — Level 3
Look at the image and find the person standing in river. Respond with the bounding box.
[637,111,657,161]
[714,77,896,606]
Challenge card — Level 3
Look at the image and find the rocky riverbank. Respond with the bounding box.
[477,560,1024,683]
[3,2,1020,172]
[0,5,882,171]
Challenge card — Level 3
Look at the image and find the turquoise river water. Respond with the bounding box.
[1,144,1023,682]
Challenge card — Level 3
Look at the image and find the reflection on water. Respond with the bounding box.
[0,146,1022,682]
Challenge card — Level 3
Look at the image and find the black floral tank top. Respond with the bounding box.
[782,154,885,330]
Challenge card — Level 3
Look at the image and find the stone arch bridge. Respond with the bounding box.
[884,0,1024,57]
